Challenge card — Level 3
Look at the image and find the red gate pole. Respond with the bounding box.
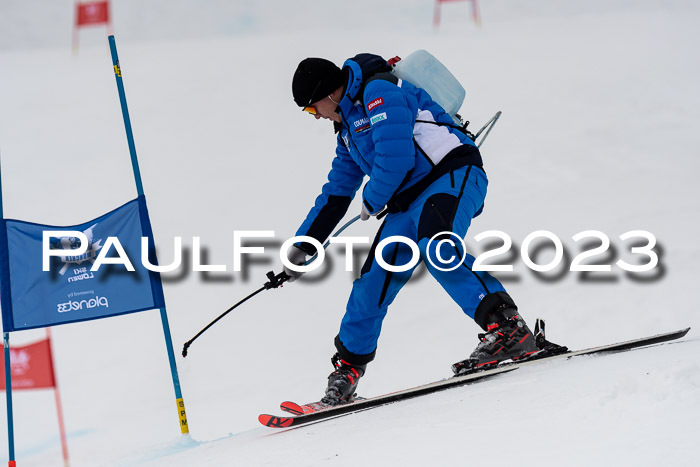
[472,0,482,27]
[71,0,80,54]
[46,328,69,467]
[433,0,441,28]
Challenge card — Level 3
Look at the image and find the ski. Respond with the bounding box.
[259,327,690,428]
[279,401,309,416]
[280,398,365,416]
[259,364,517,428]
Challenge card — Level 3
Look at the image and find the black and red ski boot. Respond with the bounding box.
[452,306,542,375]
[321,353,366,406]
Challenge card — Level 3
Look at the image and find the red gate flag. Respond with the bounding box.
[76,1,110,27]
[0,338,56,390]
[434,0,481,27]
[72,1,113,54]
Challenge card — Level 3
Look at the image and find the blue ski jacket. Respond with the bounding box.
[295,53,478,253]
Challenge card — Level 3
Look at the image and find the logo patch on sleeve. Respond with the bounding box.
[367,97,384,112]
[370,112,387,125]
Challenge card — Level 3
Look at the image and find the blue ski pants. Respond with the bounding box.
[336,165,509,363]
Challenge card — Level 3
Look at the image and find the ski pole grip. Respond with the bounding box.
[264,270,289,289]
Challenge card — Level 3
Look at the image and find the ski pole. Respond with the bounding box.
[475,110,502,148]
[182,270,288,357]
[182,211,381,357]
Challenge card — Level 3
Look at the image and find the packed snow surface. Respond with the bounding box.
[0,0,699,465]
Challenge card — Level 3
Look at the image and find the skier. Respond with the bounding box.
[284,54,541,405]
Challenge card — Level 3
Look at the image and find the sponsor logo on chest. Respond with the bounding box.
[353,117,370,133]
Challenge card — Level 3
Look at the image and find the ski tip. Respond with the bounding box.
[258,414,294,428]
[280,401,306,416]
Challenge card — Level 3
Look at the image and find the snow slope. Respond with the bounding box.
[0,0,699,465]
